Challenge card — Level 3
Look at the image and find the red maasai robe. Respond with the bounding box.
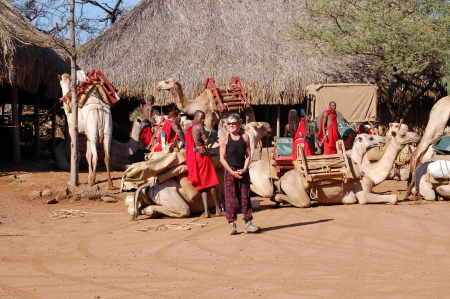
[318,109,340,155]
[139,126,152,146]
[153,118,178,152]
[185,122,219,191]
[293,117,314,159]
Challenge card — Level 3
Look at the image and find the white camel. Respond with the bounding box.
[411,162,450,201]
[110,116,149,170]
[410,96,450,172]
[408,96,450,201]
[58,73,113,188]
[249,133,384,201]
[251,125,420,207]
[54,116,147,171]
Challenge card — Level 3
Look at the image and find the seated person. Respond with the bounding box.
[293,115,314,159]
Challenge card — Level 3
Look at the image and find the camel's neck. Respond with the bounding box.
[130,123,142,141]
[351,144,368,167]
[61,82,70,97]
[365,139,402,182]
[170,83,194,114]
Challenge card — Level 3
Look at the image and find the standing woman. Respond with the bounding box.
[219,114,261,235]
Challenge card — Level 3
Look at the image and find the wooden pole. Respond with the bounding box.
[276,105,280,137]
[11,87,21,162]
[69,0,79,186]
[34,92,40,158]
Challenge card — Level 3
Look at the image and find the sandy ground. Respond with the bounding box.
[1,162,450,298]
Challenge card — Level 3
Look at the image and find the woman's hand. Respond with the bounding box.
[236,168,247,176]
[231,170,243,179]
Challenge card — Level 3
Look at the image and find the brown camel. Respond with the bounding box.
[156,78,255,131]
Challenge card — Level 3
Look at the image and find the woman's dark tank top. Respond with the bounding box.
[226,133,246,168]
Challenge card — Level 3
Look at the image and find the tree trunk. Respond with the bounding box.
[69,0,79,186]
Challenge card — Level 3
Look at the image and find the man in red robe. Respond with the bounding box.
[153,110,185,152]
[318,101,340,155]
[185,110,224,218]
[293,116,314,159]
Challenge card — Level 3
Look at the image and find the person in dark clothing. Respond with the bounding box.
[219,113,261,235]
[284,109,299,137]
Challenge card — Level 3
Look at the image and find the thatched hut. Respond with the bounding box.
[0,1,69,161]
[79,0,369,134]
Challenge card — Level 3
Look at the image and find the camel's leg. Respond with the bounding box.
[86,141,94,186]
[280,170,311,208]
[435,183,450,200]
[342,191,357,204]
[103,134,113,189]
[356,177,397,204]
[249,160,274,198]
[419,176,436,201]
[87,140,98,186]
[145,191,190,218]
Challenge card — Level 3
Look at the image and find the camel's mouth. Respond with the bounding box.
[402,136,421,145]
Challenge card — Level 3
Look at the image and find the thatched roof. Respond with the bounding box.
[0,0,69,100]
[79,0,366,106]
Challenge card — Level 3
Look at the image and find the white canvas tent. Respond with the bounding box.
[306,83,378,123]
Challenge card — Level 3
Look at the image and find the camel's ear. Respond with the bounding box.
[57,74,61,81]
[391,131,397,137]
[355,136,362,143]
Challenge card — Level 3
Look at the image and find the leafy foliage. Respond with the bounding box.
[291,0,450,93]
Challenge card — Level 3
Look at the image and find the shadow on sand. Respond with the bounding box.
[262,218,334,232]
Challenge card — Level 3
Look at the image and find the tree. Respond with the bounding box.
[291,0,450,121]
[11,0,133,44]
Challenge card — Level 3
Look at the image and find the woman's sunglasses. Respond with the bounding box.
[227,122,239,126]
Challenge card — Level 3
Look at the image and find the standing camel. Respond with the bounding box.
[156,78,256,132]
[58,74,113,188]
[409,96,450,173]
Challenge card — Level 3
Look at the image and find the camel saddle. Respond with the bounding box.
[60,70,120,109]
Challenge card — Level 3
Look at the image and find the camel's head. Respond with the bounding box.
[244,121,272,139]
[156,78,178,91]
[388,122,421,146]
[353,133,385,152]
[58,73,71,88]
[132,116,149,130]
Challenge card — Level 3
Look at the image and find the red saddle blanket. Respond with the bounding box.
[61,70,120,108]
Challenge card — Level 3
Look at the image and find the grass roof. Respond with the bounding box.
[0,0,69,99]
[79,0,365,106]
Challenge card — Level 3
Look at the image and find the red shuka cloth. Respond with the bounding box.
[185,122,219,191]
[293,117,314,159]
[153,118,178,152]
[318,109,340,155]
[139,126,152,146]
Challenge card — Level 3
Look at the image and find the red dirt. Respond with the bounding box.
[1,164,450,298]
